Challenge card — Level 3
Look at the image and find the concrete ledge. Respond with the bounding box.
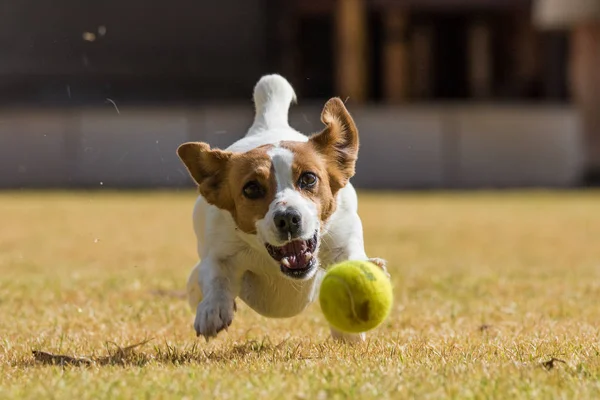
[452,106,584,187]
[75,110,189,187]
[352,107,446,189]
[0,110,74,187]
[0,104,584,189]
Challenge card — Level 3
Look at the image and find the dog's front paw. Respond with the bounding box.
[330,327,366,343]
[194,297,236,340]
[368,257,390,278]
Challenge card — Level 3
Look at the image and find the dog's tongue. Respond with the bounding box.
[282,240,307,255]
[281,240,312,269]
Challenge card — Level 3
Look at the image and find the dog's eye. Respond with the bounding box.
[298,172,318,189]
[242,181,265,199]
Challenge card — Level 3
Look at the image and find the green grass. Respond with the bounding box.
[1,190,600,399]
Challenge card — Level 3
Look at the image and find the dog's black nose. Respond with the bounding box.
[274,209,302,238]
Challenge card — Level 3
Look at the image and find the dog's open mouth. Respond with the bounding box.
[265,232,318,279]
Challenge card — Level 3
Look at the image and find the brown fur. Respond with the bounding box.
[227,147,277,233]
[177,142,234,210]
[308,97,360,194]
[178,144,276,234]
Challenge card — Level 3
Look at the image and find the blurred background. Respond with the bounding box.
[0,0,599,189]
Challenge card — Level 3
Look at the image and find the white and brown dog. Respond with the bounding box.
[177,74,386,342]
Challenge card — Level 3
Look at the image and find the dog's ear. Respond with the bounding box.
[177,142,234,210]
[309,98,359,193]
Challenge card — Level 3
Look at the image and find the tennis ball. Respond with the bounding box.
[319,260,393,333]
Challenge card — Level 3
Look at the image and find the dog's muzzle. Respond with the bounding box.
[265,231,318,279]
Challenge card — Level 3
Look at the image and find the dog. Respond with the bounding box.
[177,74,387,343]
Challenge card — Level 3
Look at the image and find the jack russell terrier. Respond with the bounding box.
[177,74,387,343]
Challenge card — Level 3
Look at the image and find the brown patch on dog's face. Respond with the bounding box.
[280,97,359,222]
[177,143,276,234]
[227,147,277,233]
[280,142,336,223]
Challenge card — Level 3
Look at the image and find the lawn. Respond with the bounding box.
[1,190,599,399]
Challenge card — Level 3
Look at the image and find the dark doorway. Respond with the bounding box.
[431,14,469,99]
[296,14,335,99]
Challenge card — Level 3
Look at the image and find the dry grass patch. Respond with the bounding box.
[1,190,599,399]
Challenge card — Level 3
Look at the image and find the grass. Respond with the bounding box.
[1,190,600,399]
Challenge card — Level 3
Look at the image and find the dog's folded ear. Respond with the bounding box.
[177,142,234,209]
[309,98,359,193]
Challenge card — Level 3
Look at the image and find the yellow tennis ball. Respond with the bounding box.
[319,260,393,333]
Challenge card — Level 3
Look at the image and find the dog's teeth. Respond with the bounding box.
[305,252,313,260]
[281,257,291,268]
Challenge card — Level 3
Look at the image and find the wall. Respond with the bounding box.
[0,104,584,189]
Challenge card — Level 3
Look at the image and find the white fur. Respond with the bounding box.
[250,74,297,132]
[186,74,380,342]
[269,146,295,190]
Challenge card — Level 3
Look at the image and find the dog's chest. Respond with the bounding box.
[238,266,321,318]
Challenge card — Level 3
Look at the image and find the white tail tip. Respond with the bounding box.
[252,74,296,129]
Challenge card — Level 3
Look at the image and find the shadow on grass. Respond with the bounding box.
[25,336,369,368]
[31,339,155,367]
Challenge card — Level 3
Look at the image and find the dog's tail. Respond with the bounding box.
[251,74,296,130]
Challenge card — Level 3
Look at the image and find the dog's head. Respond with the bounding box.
[178,87,358,281]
